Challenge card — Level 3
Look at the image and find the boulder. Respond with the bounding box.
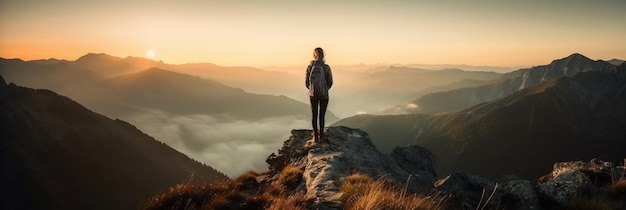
[537,171,593,206]
[500,180,540,210]
[435,172,503,209]
[536,158,622,207]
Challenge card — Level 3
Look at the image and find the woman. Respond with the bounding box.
[306,47,333,142]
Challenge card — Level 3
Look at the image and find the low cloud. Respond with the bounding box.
[124,109,309,178]
[376,103,420,115]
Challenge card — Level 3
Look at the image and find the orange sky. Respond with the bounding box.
[1,0,625,67]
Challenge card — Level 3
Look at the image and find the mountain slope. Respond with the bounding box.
[0,75,228,209]
[413,53,615,114]
[108,67,338,120]
[337,66,501,115]
[0,56,338,121]
[335,64,626,180]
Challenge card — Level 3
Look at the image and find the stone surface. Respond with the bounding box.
[535,158,625,207]
[265,126,438,209]
[434,172,503,209]
[537,171,593,206]
[500,180,540,210]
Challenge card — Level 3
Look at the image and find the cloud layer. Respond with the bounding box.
[125,110,309,177]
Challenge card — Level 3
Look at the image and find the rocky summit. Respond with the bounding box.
[265,126,437,209]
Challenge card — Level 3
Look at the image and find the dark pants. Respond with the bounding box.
[310,97,329,134]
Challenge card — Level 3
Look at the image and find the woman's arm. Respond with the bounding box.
[305,65,312,89]
[326,65,333,89]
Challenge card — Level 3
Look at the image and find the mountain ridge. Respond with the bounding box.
[0,75,228,209]
[413,53,616,114]
[335,63,626,180]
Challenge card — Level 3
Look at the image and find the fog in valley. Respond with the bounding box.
[125,109,309,177]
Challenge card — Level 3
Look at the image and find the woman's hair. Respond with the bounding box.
[313,47,324,61]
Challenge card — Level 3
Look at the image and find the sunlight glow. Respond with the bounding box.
[147,50,155,58]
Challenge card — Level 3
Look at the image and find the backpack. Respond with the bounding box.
[309,64,328,98]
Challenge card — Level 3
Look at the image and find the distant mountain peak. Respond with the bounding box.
[568,52,586,58]
[75,52,122,63]
[607,59,625,65]
[551,53,592,64]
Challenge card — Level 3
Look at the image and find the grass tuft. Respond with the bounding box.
[341,173,374,198]
[235,170,260,190]
[606,178,626,199]
[139,179,235,210]
[266,193,307,210]
[276,165,303,190]
[341,173,446,210]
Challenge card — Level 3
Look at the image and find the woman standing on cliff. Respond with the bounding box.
[306,47,333,142]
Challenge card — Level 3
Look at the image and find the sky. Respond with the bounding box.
[1,0,625,67]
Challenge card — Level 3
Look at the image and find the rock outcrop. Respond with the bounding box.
[265,126,437,209]
[537,158,626,208]
[261,127,626,209]
[435,172,502,209]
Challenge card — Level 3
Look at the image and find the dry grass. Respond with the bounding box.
[340,173,374,198]
[606,178,626,199]
[235,170,260,190]
[266,193,307,210]
[341,173,446,210]
[276,165,303,190]
[142,171,446,210]
[139,179,236,210]
[235,170,260,183]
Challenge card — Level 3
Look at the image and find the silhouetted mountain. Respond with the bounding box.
[0,75,228,209]
[334,66,501,115]
[72,53,300,96]
[75,53,169,77]
[607,58,625,65]
[413,53,615,114]
[335,63,626,180]
[0,54,330,120]
[108,67,333,120]
[174,62,302,96]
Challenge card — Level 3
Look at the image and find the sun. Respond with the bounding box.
[146,50,155,58]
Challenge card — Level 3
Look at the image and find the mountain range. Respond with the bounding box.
[0,74,228,209]
[329,65,502,116]
[0,54,332,120]
[335,55,626,180]
[0,54,338,176]
[410,53,616,114]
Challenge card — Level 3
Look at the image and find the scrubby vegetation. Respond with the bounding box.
[341,173,447,210]
[606,178,626,199]
[141,163,625,210]
[140,167,306,210]
[140,170,449,210]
